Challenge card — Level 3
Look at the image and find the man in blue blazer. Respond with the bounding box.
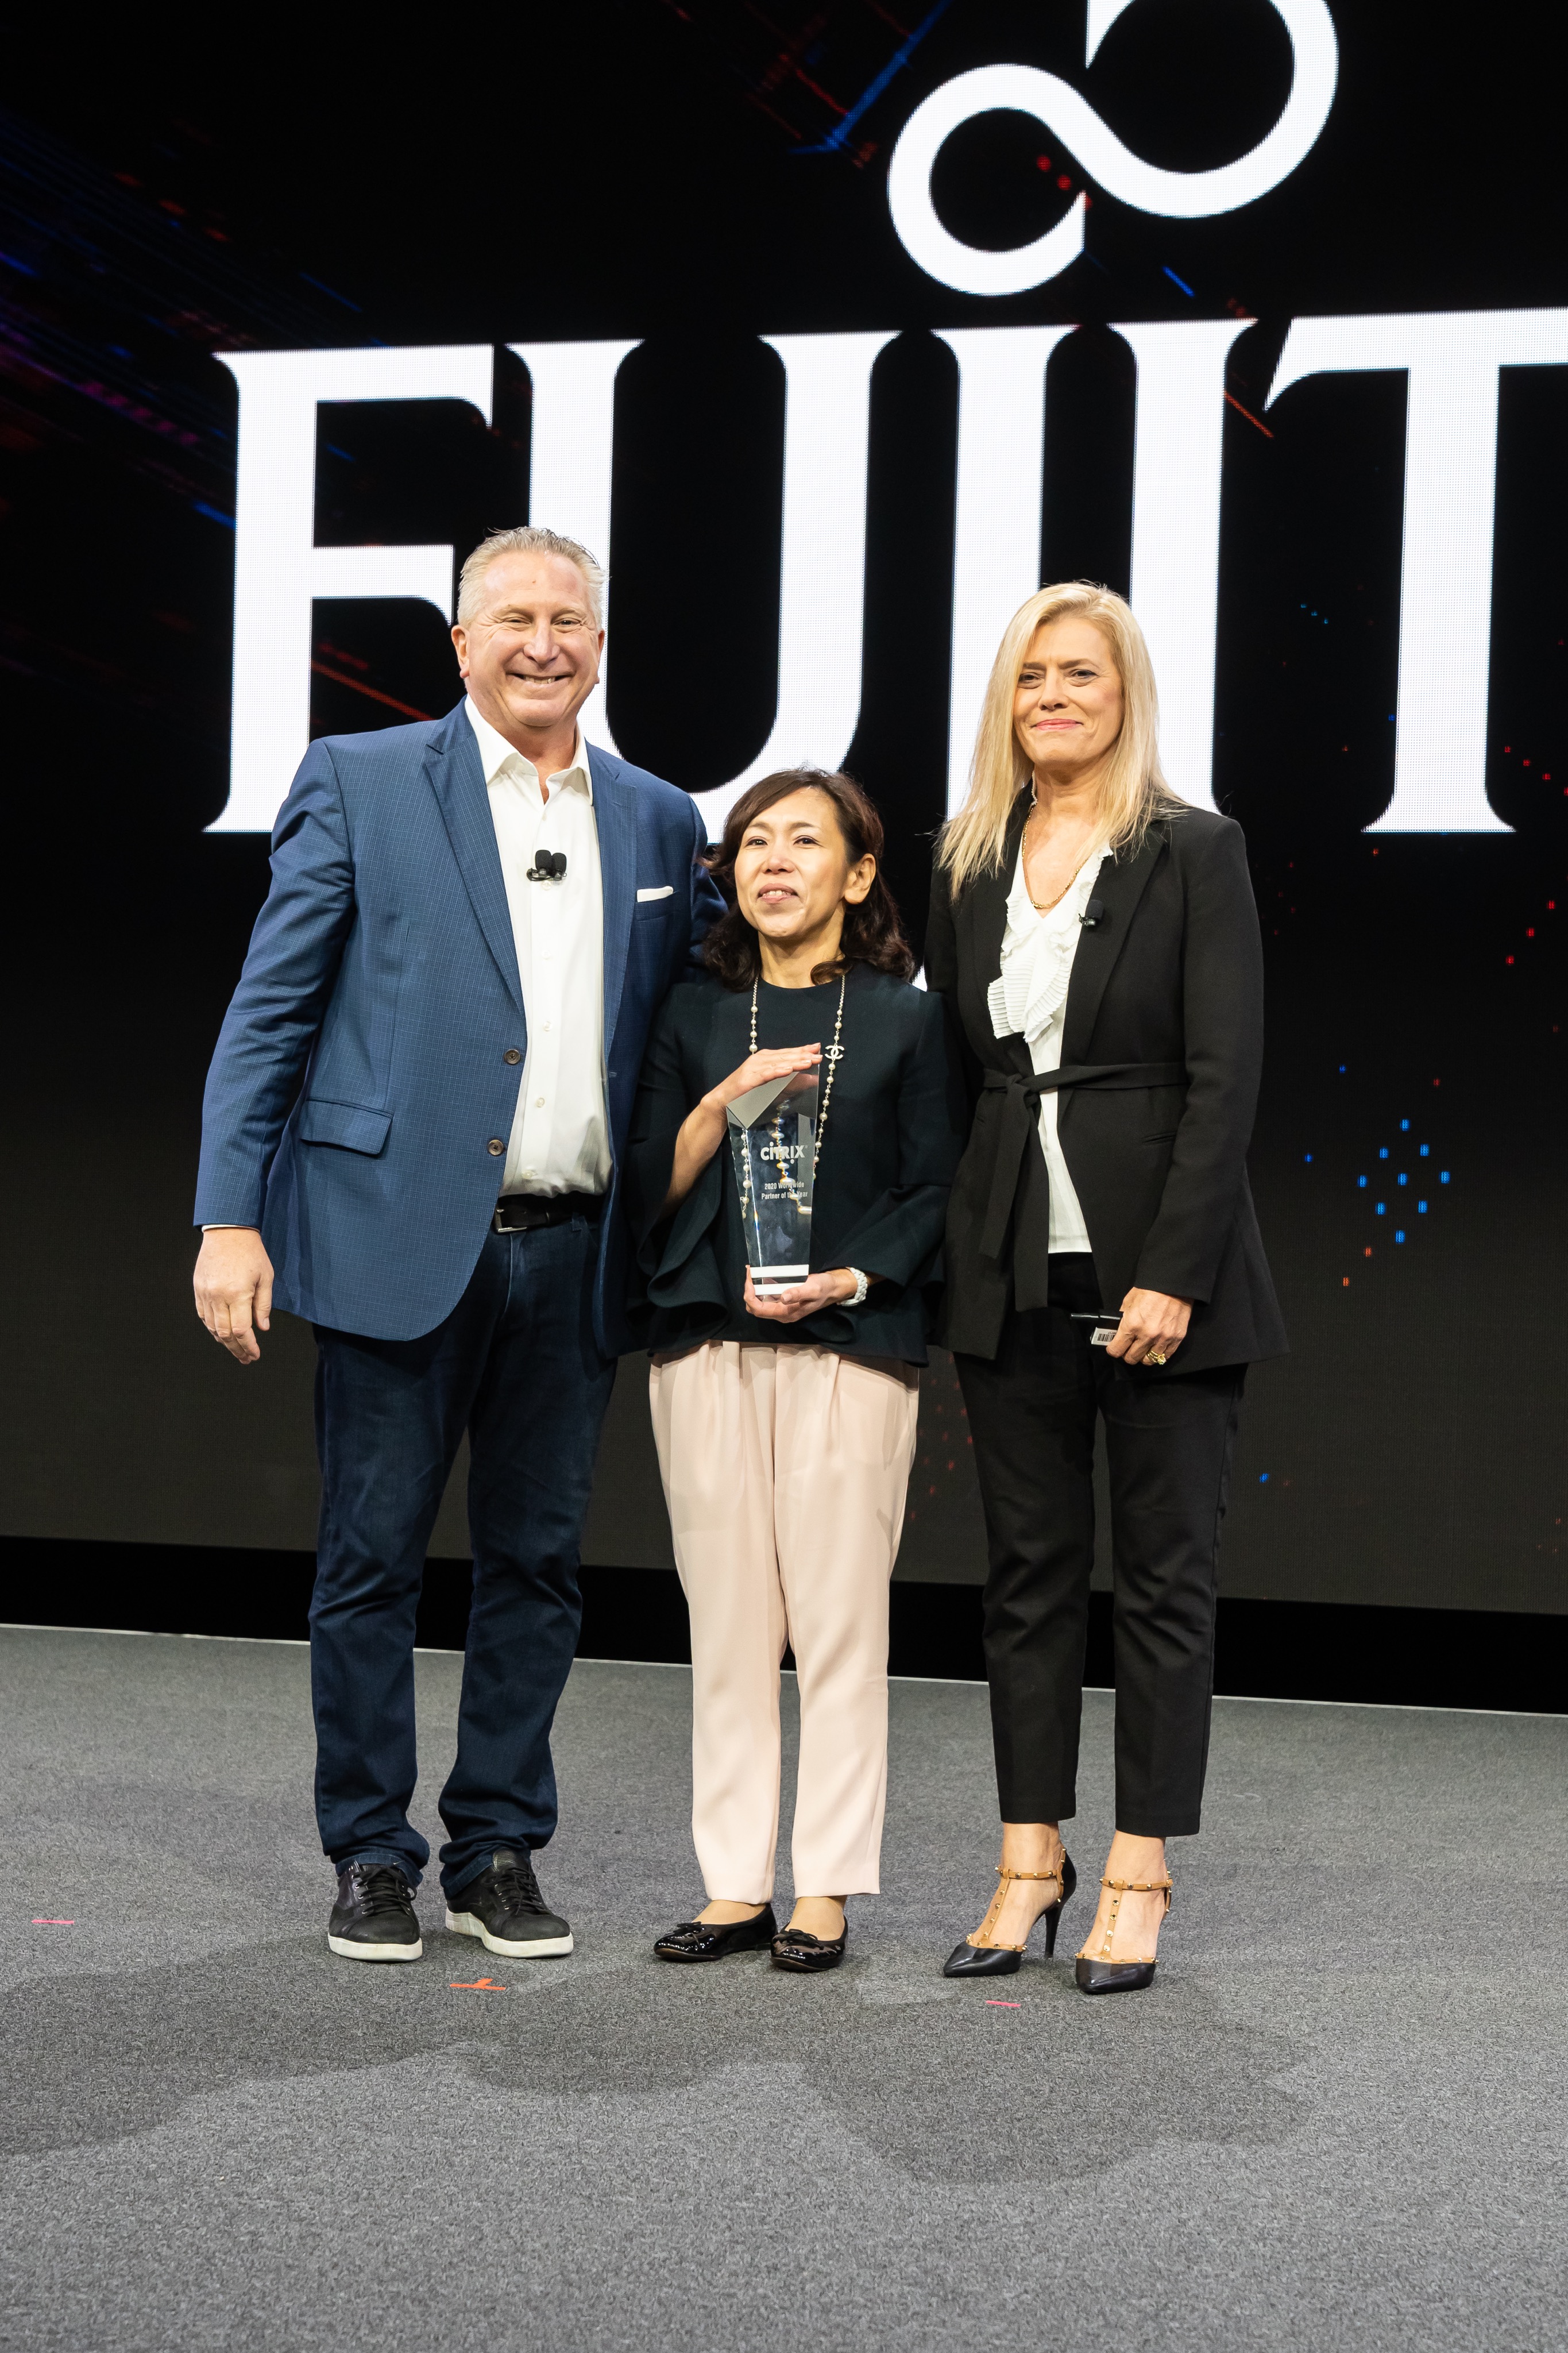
[194,525,723,1965]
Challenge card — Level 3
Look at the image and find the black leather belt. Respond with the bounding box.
[493,1191,605,1234]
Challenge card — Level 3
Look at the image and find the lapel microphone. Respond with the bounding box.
[526,850,568,882]
[1080,897,1106,928]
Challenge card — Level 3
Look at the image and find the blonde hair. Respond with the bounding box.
[457,525,605,628]
[937,581,1186,896]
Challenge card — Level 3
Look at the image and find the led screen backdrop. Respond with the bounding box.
[1,1,1563,1613]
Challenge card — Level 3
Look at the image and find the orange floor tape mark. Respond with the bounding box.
[449,1977,506,1990]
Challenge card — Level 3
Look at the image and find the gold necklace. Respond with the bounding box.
[1024,792,1088,913]
[1023,813,1074,913]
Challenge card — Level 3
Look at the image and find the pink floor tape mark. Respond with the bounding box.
[984,1999,1019,2008]
[32,1919,75,1926]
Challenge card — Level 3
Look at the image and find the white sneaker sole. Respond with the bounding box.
[445,1908,574,1958]
[327,1932,423,1961]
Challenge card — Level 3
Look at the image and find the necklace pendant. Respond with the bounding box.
[823,1042,846,1062]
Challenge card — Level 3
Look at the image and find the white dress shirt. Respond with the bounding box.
[466,699,610,1198]
[987,839,1107,1256]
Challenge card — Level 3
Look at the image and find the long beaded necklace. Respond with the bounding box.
[749,971,846,1194]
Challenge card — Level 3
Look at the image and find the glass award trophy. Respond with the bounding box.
[727,1068,820,1295]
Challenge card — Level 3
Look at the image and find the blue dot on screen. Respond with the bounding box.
[1338,1065,1347,1074]
[1258,1472,1269,1483]
[1376,1202,1386,1214]
[1418,1201,1427,1213]
[1304,1153,1313,1164]
[1397,1173,1408,1186]
[1395,1229,1405,1243]
[1420,1143,1430,1157]
[1400,1118,1410,1131]
[1440,1171,1451,1184]
[1379,1147,1389,1159]
[1358,1175,1368,1188]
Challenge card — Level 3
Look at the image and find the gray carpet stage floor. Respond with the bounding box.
[2,1628,1564,2353]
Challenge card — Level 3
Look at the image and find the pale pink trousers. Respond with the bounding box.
[648,1342,921,1901]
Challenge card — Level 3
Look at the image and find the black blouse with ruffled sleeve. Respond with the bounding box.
[625,966,968,1365]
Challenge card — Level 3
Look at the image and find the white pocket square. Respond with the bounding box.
[636,885,674,901]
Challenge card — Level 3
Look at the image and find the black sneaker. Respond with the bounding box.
[327,1862,423,1962]
[445,1847,573,1958]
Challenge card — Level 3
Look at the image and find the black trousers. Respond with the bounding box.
[955,1254,1244,1838]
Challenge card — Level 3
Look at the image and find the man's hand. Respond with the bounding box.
[744,1267,862,1325]
[1107,1286,1192,1368]
[194,1228,275,1364]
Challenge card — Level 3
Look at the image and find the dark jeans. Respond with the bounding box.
[955,1253,1244,1838]
[310,1216,616,1895]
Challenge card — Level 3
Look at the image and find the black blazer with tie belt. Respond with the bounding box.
[924,794,1287,1375]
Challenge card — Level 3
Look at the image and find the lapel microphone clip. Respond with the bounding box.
[1080,897,1106,928]
[526,850,568,882]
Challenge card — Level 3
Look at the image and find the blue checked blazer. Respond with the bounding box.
[195,701,724,1351]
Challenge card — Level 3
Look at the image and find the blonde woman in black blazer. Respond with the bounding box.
[926,581,1286,1995]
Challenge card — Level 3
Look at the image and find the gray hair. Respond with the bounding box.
[456,525,606,629]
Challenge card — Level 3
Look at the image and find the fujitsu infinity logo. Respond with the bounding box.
[888,0,1338,295]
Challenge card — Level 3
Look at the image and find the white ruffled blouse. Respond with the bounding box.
[986,838,1107,1255]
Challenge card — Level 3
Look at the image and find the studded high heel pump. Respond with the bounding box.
[943,1855,1077,1978]
[1074,1875,1172,1995]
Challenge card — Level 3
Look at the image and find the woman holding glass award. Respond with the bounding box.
[926,583,1285,1995]
[628,768,964,1973]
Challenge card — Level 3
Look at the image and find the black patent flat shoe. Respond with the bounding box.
[1074,1873,1171,1996]
[654,1904,777,1962]
[771,1921,847,1973]
[943,1854,1076,1978]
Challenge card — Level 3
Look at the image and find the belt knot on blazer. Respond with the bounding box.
[979,1061,1188,1311]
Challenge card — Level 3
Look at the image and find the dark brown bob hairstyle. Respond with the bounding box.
[703,767,916,990]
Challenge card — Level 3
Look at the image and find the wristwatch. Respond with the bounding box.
[845,1268,870,1307]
